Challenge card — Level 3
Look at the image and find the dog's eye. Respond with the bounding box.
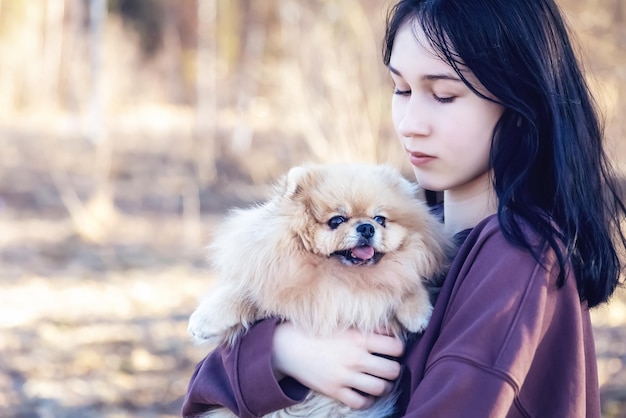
[328,216,346,229]
[374,216,386,227]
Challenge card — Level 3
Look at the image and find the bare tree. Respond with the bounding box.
[179,0,220,249]
[53,0,118,243]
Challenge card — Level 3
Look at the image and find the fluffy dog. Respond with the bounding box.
[188,163,452,418]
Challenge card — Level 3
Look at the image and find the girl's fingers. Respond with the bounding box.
[365,332,405,358]
[362,353,402,381]
[346,372,396,398]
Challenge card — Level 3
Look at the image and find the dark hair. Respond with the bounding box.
[383,0,626,308]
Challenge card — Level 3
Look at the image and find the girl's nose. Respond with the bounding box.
[396,96,431,138]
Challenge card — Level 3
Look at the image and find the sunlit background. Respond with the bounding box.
[1,0,625,417]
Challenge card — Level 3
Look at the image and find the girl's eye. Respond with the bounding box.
[433,94,456,103]
[373,216,386,227]
[393,88,411,96]
[328,216,347,229]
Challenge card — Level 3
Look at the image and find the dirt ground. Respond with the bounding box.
[2,124,626,418]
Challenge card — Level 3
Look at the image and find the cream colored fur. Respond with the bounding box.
[188,163,452,418]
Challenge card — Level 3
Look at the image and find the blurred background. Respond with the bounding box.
[0,0,624,417]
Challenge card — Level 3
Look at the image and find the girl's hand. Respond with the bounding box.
[271,322,404,410]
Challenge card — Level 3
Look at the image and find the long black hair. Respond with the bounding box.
[383,0,626,308]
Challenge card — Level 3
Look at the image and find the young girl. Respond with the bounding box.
[182,0,626,416]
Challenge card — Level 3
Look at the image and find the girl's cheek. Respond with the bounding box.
[391,98,405,131]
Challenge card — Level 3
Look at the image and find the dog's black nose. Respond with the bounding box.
[356,223,375,239]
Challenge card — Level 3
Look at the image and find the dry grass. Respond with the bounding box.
[1,1,625,416]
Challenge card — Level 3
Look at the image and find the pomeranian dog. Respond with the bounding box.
[188,163,452,418]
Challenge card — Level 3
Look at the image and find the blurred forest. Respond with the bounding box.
[0,0,625,417]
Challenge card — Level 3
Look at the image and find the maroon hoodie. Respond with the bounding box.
[182,214,600,417]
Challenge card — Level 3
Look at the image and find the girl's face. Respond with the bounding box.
[389,21,504,198]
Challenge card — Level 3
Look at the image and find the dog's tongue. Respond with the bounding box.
[351,246,375,260]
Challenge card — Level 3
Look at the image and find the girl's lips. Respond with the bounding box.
[408,151,435,166]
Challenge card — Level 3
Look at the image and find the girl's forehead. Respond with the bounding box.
[389,22,455,74]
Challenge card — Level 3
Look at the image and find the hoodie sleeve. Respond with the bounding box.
[181,318,309,418]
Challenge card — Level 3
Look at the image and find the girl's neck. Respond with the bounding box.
[443,173,497,235]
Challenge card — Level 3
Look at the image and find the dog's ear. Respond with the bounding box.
[284,166,308,196]
[276,165,315,198]
[380,164,421,200]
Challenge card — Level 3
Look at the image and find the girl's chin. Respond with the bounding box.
[412,173,444,192]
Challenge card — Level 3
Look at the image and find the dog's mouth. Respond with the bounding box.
[331,245,383,266]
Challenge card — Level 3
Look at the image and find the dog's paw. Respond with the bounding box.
[187,308,226,344]
[402,303,432,333]
[397,290,433,333]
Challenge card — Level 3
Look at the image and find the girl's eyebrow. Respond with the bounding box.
[388,64,462,82]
